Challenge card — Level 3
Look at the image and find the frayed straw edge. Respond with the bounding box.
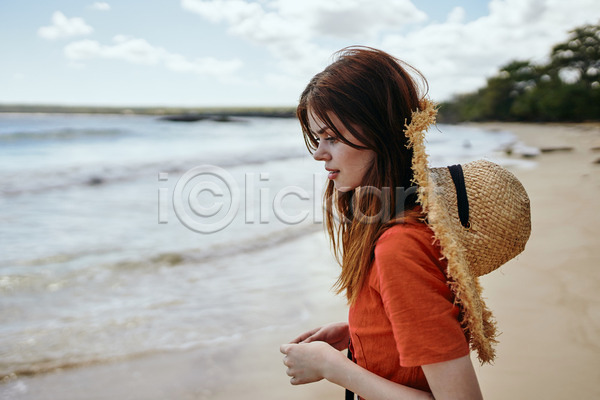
[428,194,498,364]
[405,98,498,364]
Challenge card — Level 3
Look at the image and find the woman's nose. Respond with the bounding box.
[313,143,330,161]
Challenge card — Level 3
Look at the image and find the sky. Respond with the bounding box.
[1,0,599,107]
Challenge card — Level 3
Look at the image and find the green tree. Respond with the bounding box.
[480,60,540,120]
[438,22,600,122]
[549,23,600,88]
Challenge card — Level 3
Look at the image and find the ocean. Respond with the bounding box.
[0,113,527,381]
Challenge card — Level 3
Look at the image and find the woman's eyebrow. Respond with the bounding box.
[315,126,336,136]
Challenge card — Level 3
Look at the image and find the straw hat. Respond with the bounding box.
[404,99,532,364]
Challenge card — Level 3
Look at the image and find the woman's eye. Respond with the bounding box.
[314,134,336,144]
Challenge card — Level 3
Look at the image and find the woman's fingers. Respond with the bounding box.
[298,328,325,344]
[290,327,320,343]
[281,346,297,382]
[280,343,292,354]
[280,342,331,386]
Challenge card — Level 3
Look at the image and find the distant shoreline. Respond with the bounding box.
[0,104,296,118]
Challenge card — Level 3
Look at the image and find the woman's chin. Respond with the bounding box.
[333,182,355,192]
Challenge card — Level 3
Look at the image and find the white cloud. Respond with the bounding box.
[90,2,111,11]
[180,0,262,24]
[182,0,600,102]
[181,0,427,76]
[307,0,427,39]
[181,0,427,42]
[446,7,466,24]
[64,35,243,78]
[380,0,600,100]
[38,11,94,40]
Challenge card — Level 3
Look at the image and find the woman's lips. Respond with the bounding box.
[327,169,339,179]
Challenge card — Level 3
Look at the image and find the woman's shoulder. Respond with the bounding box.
[376,220,436,252]
[373,220,446,278]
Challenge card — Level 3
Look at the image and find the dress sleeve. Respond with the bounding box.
[371,224,469,367]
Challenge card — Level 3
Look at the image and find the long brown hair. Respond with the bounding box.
[297,46,428,304]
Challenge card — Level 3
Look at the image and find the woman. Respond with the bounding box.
[280,47,485,399]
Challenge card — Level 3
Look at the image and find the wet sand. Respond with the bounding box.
[2,122,599,399]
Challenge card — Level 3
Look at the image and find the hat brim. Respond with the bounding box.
[405,99,531,364]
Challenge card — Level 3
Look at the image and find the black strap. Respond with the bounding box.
[447,164,470,228]
[345,347,355,400]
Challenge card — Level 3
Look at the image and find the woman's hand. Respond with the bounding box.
[280,341,346,385]
[290,322,349,351]
[280,341,433,400]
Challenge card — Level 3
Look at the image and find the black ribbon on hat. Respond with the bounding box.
[447,164,470,229]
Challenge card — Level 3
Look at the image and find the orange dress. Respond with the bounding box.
[348,221,469,393]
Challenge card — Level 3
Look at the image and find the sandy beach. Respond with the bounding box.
[2,122,600,400]
[470,122,600,399]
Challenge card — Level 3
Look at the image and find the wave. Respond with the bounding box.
[0,146,309,197]
[0,223,320,379]
[0,354,129,379]
[0,323,293,379]
[0,223,321,294]
[0,127,129,142]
